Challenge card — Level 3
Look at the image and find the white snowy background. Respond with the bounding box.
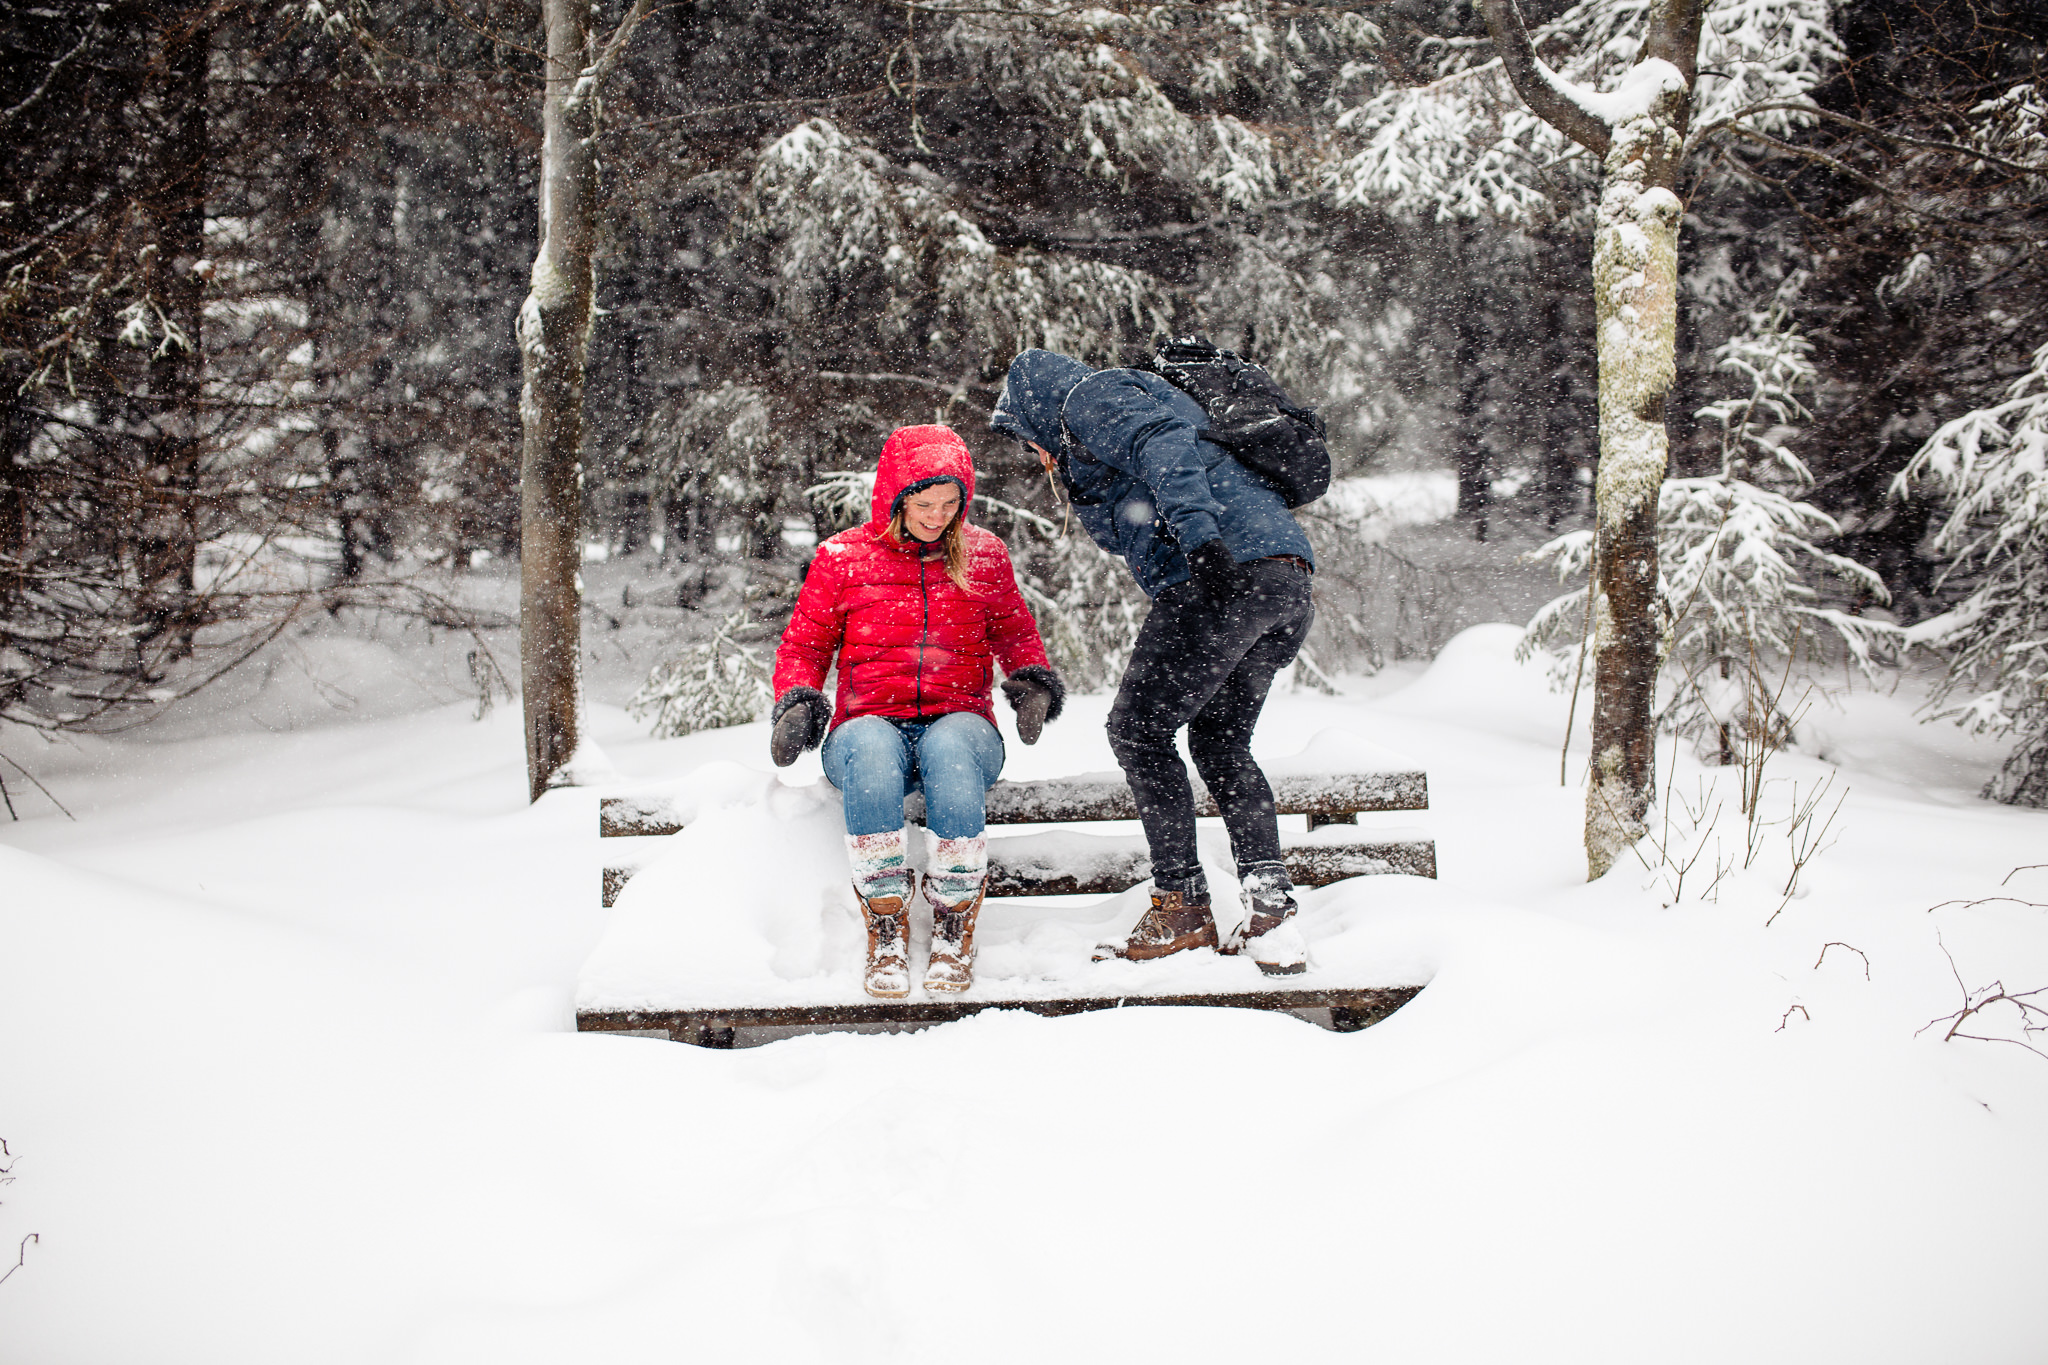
[3,615,2046,1363]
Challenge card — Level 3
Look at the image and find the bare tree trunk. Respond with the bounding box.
[517,0,651,801]
[1451,258,1491,542]
[138,3,211,665]
[1477,0,1703,879]
[521,1,595,800]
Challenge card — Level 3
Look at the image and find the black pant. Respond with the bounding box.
[1106,558,1314,894]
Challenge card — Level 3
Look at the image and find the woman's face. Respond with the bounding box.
[903,483,962,543]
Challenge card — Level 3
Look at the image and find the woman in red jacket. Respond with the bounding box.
[770,425,1064,999]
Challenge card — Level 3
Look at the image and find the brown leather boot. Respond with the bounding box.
[858,893,911,998]
[1092,889,1219,962]
[922,884,986,993]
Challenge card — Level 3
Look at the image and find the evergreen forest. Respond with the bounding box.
[4,0,2046,804]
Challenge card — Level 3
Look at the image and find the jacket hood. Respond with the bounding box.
[871,424,976,527]
[990,350,1096,451]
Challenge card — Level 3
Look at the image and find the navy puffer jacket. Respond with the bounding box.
[991,349,1315,598]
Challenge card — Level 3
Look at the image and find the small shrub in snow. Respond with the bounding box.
[1894,339,2048,807]
[1521,312,1897,762]
[629,609,777,738]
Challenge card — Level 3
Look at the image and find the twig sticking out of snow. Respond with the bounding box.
[0,1138,34,1289]
[1637,744,1729,906]
[1766,772,1845,926]
[1919,933,2048,1062]
[0,1235,33,1289]
[0,751,75,822]
[1923,882,2048,915]
[1813,942,1870,980]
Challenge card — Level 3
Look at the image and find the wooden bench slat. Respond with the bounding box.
[577,984,1423,1044]
[601,769,1428,838]
[600,795,688,839]
[601,828,1435,906]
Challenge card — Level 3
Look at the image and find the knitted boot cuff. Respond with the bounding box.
[846,829,912,903]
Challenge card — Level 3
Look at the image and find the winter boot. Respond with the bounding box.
[922,834,989,993]
[857,892,912,999]
[923,884,986,993]
[1092,887,1219,962]
[846,830,914,999]
[1221,860,1307,976]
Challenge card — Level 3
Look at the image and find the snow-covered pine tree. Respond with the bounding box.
[1894,339,2048,807]
[1523,310,1896,767]
[654,381,806,561]
[1332,0,1842,878]
[701,2,1401,493]
[628,608,777,738]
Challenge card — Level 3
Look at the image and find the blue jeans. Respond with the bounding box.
[821,712,1006,839]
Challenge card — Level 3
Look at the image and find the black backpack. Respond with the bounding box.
[1151,336,1331,509]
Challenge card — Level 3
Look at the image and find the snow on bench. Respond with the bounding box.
[598,731,1433,906]
[576,731,1437,1046]
[602,761,1427,838]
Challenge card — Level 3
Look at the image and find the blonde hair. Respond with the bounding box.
[887,506,975,592]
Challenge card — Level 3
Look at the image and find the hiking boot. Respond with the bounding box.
[922,884,986,993]
[1092,888,1219,962]
[1221,865,1307,975]
[1241,916,1308,975]
[858,892,911,999]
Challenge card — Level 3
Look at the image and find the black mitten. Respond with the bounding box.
[769,687,831,767]
[1000,665,1066,745]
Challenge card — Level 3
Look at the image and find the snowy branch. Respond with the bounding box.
[1475,0,1612,155]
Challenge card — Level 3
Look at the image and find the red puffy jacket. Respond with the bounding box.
[773,425,1051,729]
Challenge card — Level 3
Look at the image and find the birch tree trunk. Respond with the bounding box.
[518,0,607,801]
[1477,0,1704,879]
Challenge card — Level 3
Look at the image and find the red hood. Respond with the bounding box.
[870,425,977,527]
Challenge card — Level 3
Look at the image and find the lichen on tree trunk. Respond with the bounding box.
[1585,102,1685,879]
[1473,0,1702,880]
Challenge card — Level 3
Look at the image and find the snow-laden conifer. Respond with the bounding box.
[1894,339,2048,806]
[628,609,777,739]
[1327,0,1846,878]
[1328,0,1840,223]
[745,118,1170,365]
[1965,83,2048,187]
[1522,311,1896,761]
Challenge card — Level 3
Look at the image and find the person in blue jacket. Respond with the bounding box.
[991,347,1315,975]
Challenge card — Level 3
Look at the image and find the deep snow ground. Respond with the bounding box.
[2,624,2046,1364]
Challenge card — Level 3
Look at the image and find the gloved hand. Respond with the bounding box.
[1000,665,1066,746]
[769,687,831,767]
[1187,539,1240,604]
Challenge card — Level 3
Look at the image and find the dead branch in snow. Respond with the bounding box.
[0,1138,34,1288]
[1919,934,2048,1061]
[1814,942,1870,980]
